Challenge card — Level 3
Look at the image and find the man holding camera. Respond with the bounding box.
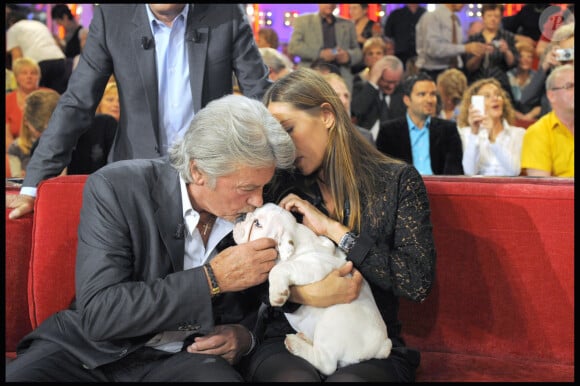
[464,4,519,103]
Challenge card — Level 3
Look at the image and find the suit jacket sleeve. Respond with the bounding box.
[437,120,464,175]
[288,15,322,62]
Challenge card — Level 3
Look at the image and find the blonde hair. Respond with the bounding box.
[456,78,515,127]
[11,57,41,77]
[16,89,61,154]
[362,36,388,56]
[96,81,118,115]
[436,68,468,106]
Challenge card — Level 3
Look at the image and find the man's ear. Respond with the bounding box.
[189,160,205,185]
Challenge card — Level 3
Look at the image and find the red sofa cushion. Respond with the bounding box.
[28,175,88,329]
[5,186,34,358]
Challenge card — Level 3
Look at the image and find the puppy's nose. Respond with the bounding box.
[235,213,246,224]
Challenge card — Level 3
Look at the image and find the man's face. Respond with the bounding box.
[377,68,403,95]
[193,164,276,222]
[318,4,336,18]
[404,80,438,120]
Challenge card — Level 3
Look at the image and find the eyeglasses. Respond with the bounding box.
[550,82,574,91]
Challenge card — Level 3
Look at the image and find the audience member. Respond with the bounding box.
[436,68,468,122]
[259,47,294,82]
[376,72,464,175]
[520,22,574,117]
[256,26,280,49]
[8,4,272,220]
[351,55,406,141]
[5,57,46,151]
[6,9,69,94]
[50,4,83,59]
[322,72,375,146]
[288,4,362,92]
[383,36,395,56]
[352,36,388,84]
[66,81,120,175]
[5,94,296,382]
[464,4,519,103]
[508,41,541,122]
[521,64,574,177]
[383,4,427,68]
[7,89,61,178]
[253,67,435,382]
[456,78,526,176]
[309,58,341,76]
[349,4,382,74]
[415,4,487,81]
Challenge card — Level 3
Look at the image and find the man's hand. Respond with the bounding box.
[289,261,363,307]
[185,324,252,365]
[7,194,35,220]
[211,238,278,292]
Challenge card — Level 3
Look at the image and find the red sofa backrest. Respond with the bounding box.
[28,175,88,329]
[400,176,574,365]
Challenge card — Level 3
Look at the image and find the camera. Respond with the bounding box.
[491,40,500,49]
[555,48,574,62]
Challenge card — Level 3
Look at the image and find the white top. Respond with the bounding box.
[458,120,526,176]
[6,20,65,62]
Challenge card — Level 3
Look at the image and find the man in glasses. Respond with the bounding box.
[521,64,574,177]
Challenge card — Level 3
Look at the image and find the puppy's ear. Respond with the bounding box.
[277,229,295,260]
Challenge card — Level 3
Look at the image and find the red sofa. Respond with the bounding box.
[5,175,574,381]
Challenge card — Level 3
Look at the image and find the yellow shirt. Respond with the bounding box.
[521,111,574,177]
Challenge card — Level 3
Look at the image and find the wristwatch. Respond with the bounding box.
[338,231,358,254]
[204,263,221,297]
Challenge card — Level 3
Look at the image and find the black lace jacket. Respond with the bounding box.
[260,161,436,345]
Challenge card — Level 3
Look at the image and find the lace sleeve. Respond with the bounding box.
[356,164,436,303]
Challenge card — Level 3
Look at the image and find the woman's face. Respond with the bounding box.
[16,65,40,92]
[268,101,330,176]
[519,50,534,71]
[476,83,504,121]
[349,4,364,21]
[98,89,120,121]
[364,47,385,68]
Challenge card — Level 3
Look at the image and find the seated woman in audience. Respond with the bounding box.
[508,41,541,122]
[436,68,468,122]
[7,89,61,177]
[5,57,46,151]
[456,78,526,176]
[67,81,119,175]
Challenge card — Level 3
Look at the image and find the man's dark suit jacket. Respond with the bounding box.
[23,4,271,190]
[350,80,407,130]
[375,116,464,175]
[16,158,263,369]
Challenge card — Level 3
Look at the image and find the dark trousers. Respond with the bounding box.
[6,339,246,382]
[38,58,69,94]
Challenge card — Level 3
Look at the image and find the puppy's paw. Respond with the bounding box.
[269,286,290,307]
[285,333,312,355]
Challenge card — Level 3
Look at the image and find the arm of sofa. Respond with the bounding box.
[28,175,89,329]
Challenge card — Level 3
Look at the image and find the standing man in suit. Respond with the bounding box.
[8,4,272,220]
[376,72,464,175]
[351,55,407,141]
[288,4,362,92]
[6,95,296,382]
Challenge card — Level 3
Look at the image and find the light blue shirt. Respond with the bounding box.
[407,113,434,175]
[146,4,194,155]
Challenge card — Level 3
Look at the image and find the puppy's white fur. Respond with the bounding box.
[233,203,392,375]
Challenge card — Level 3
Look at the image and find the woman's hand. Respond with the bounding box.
[279,193,335,239]
[289,261,363,307]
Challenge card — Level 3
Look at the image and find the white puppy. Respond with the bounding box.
[233,203,392,375]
